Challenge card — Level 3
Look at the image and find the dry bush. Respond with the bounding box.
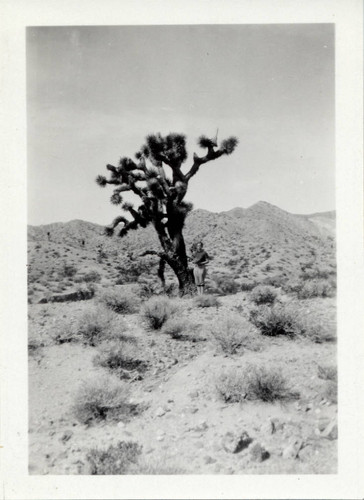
[317,364,337,383]
[317,364,337,403]
[216,365,298,403]
[73,375,140,425]
[97,287,140,314]
[194,295,221,308]
[93,342,148,379]
[86,441,142,474]
[249,305,297,338]
[300,266,333,281]
[296,314,336,343]
[161,317,202,341]
[82,270,102,283]
[211,314,261,355]
[58,262,78,279]
[141,297,177,329]
[250,303,336,343]
[240,279,257,291]
[250,285,277,305]
[53,305,123,346]
[211,274,240,295]
[297,279,336,299]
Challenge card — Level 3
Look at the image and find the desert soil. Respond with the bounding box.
[28,292,337,475]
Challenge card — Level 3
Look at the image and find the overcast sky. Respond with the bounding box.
[27,24,334,225]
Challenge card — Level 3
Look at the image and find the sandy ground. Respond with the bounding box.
[28,293,337,475]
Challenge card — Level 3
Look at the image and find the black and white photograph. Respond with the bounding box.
[26,22,338,475]
[1,0,363,498]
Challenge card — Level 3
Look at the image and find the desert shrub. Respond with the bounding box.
[82,270,102,283]
[250,304,336,343]
[261,274,288,288]
[216,365,298,403]
[59,262,78,279]
[245,365,299,401]
[300,266,333,281]
[161,317,201,341]
[97,288,140,314]
[136,277,160,298]
[28,335,44,355]
[141,297,177,329]
[240,279,257,291]
[194,295,221,308]
[86,441,142,474]
[93,342,148,379]
[317,364,337,383]
[297,279,336,299]
[54,306,122,346]
[282,280,303,294]
[215,368,248,403]
[250,285,277,305]
[211,274,240,295]
[210,314,261,355]
[73,376,140,425]
[249,305,298,337]
[322,380,338,404]
[296,314,336,343]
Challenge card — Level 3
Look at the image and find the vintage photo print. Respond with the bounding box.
[1,1,363,499]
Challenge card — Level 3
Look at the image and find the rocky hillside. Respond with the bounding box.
[28,202,336,301]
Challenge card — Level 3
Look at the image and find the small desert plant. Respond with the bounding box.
[97,288,140,314]
[216,365,298,403]
[141,297,177,329]
[53,306,121,346]
[161,317,200,341]
[261,274,287,288]
[249,305,298,338]
[250,285,277,305]
[297,279,336,299]
[297,314,336,343]
[317,364,337,383]
[244,364,299,402]
[86,441,142,474]
[211,274,240,295]
[215,368,248,403]
[210,314,261,354]
[73,376,139,425]
[240,279,257,291]
[194,295,221,308]
[82,270,102,283]
[59,262,78,279]
[93,342,148,379]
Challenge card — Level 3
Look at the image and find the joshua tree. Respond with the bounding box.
[96,132,238,295]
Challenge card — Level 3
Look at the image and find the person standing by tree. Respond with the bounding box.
[191,241,211,295]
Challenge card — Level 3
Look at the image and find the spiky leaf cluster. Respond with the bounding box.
[96,131,238,242]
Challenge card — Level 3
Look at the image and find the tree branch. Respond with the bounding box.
[185,149,224,181]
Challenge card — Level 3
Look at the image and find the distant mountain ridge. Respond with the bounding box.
[28,201,336,297]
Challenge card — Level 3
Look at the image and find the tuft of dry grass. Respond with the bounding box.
[211,314,262,355]
[93,342,148,380]
[317,364,337,383]
[53,305,126,346]
[97,287,140,314]
[297,279,336,299]
[249,305,297,338]
[250,285,277,305]
[73,375,140,425]
[216,364,299,403]
[141,296,177,329]
[86,441,142,474]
